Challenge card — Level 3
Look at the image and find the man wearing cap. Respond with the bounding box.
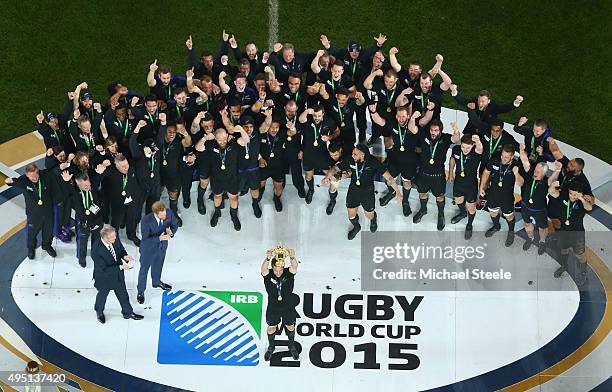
[147,61,187,104]
[261,247,300,361]
[36,110,74,156]
[323,144,402,239]
[73,82,97,121]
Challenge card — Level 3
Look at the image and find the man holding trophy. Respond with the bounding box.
[261,244,300,361]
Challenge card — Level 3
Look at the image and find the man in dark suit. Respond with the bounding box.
[137,201,178,304]
[92,225,143,323]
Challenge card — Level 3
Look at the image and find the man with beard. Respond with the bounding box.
[147,60,187,104]
[388,47,432,91]
[132,94,161,142]
[258,115,286,212]
[228,35,267,71]
[69,110,104,154]
[479,144,519,247]
[73,82,96,121]
[323,145,402,239]
[412,120,461,230]
[208,126,251,230]
[270,72,307,110]
[269,43,315,84]
[321,87,365,158]
[193,112,216,215]
[514,117,555,164]
[450,85,523,135]
[363,68,406,145]
[298,104,339,204]
[400,71,453,121]
[448,135,483,239]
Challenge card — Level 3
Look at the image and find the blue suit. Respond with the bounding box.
[137,209,178,294]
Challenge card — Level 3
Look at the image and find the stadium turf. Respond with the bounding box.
[1,1,610,162]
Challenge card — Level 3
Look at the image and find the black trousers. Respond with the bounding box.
[95,282,133,316]
[355,104,367,142]
[283,144,305,191]
[55,198,72,231]
[26,210,54,250]
[110,202,139,237]
[180,164,198,202]
[76,223,101,263]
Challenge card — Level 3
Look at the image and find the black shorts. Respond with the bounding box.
[521,203,548,229]
[266,304,297,326]
[453,180,479,203]
[210,175,239,195]
[547,196,563,220]
[238,168,260,191]
[197,154,212,180]
[387,161,417,181]
[486,193,515,216]
[260,165,285,182]
[416,172,446,197]
[346,186,375,212]
[160,171,181,192]
[303,151,333,172]
[558,230,586,254]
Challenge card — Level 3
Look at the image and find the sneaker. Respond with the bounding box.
[379,191,395,207]
[412,209,427,224]
[522,238,533,251]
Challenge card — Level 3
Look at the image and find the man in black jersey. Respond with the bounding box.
[448,135,483,239]
[323,142,345,215]
[320,86,365,159]
[259,116,286,212]
[548,182,593,284]
[413,120,461,230]
[208,126,251,230]
[516,145,550,254]
[230,115,263,217]
[323,144,402,240]
[479,144,519,247]
[261,247,299,361]
[478,120,519,173]
[514,117,555,164]
[276,100,306,197]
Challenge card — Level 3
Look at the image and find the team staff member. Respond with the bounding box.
[548,182,592,284]
[413,120,461,230]
[268,43,315,84]
[261,247,300,361]
[5,164,63,260]
[514,116,554,164]
[69,111,104,154]
[156,114,192,227]
[450,85,523,135]
[298,105,339,204]
[448,135,483,239]
[258,117,286,212]
[36,110,74,155]
[208,126,251,230]
[137,201,178,304]
[479,145,519,247]
[323,145,402,240]
[130,121,162,215]
[516,144,550,254]
[92,226,143,324]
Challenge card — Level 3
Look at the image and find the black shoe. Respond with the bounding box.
[128,235,141,247]
[210,209,221,227]
[252,202,262,218]
[137,293,144,304]
[197,199,206,215]
[176,215,183,227]
[28,248,35,260]
[370,219,378,233]
[183,198,191,209]
[289,344,299,360]
[505,231,515,247]
[348,224,361,240]
[522,238,533,251]
[485,225,500,238]
[232,217,242,231]
[537,241,546,255]
[451,212,467,224]
[379,191,395,207]
[297,188,306,198]
[154,282,172,291]
[97,312,106,324]
[465,225,473,240]
[123,313,144,320]
[402,203,412,217]
[79,259,86,268]
[273,196,283,212]
[554,266,566,278]
[326,199,336,215]
[413,209,427,224]
[264,346,274,361]
[305,188,314,204]
[437,214,445,231]
[43,246,57,258]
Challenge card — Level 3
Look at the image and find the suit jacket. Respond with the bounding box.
[139,209,178,255]
[91,237,128,290]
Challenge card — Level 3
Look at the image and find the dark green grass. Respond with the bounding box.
[1,1,611,162]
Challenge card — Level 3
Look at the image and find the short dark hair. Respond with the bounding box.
[332,60,344,68]
[328,141,343,153]
[478,90,491,99]
[145,94,157,103]
[534,119,548,129]
[159,66,171,75]
[200,50,213,59]
[173,87,187,96]
[574,157,585,170]
[429,119,443,131]
[568,182,583,193]
[460,135,474,145]
[311,104,324,113]
[502,144,516,155]
[490,119,504,128]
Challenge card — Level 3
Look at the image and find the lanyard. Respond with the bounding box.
[122,174,128,191]
[167,85,172,100]
[420,92,428,111]
[162,141,172,160]
[267,134,277,151]
[499,163,511,181]
[52,129,60,141]
[219,148,227,165]
[83,131,94,148]
[460,151,466,173]
[397,123,408,146]
[176,106,182,117]
[120,118,129,137]
[430,138,440,159]
[565,199,575,221]
[294,90,300,102]
[275,276,284,297]
[311,123,321,141]
[329,78,336,93]
[337,103,344,124]
[489,134,502,155]
[351,60,357,76]
[529,178,539,200]
[354,160,365,182]
[81,190,92,209]
[36,180,42,201]
[149,155,155,172]
[147,111,157,125]
[386,87,396,109]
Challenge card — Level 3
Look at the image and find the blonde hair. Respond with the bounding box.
[152,201,166,214]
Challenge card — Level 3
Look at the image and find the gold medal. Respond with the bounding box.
[341,122,345,127]
[313,140,318,147]
[245,154,250,159]
[162,160,168,166]
[460,172,465,177]
[287,136,292,141]
[386,107,391,113]
[277,295,283,301]
[498,181,503,187]
[429,158,434,165]
[37,200,43,206]
[85,210,91,215]
[221,164,226,170]
[529,198,533,204]
[150,172,154,178]
[121,190,126,196]
[356,180,361,186]
[565,219,570,226]
[400,145,405,152]
[270,152,275,158]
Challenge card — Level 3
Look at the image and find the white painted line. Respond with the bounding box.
[0,161,19,178]
[267,0,279,50]
[9,153,47,171]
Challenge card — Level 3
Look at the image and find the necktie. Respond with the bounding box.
[108,245,116,261]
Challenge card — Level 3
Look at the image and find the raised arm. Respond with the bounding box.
[388,47,401,72]
[519,143,531,172]
[311,50,325,74]
[218,71,230,94]
[437,68,452,91]
[473,134,483,155]
[363,69,383,90]
[288,248,298,274]
[299,108,312,124]
[428,54,444,77]
[408,111,420,134]
[73,82,88,110]
[147,60,158,88]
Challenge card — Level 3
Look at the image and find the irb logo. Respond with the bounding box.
[230,294,259,304]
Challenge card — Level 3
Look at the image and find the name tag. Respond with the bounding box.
[89,203,101,215]
[124,196,133,205]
